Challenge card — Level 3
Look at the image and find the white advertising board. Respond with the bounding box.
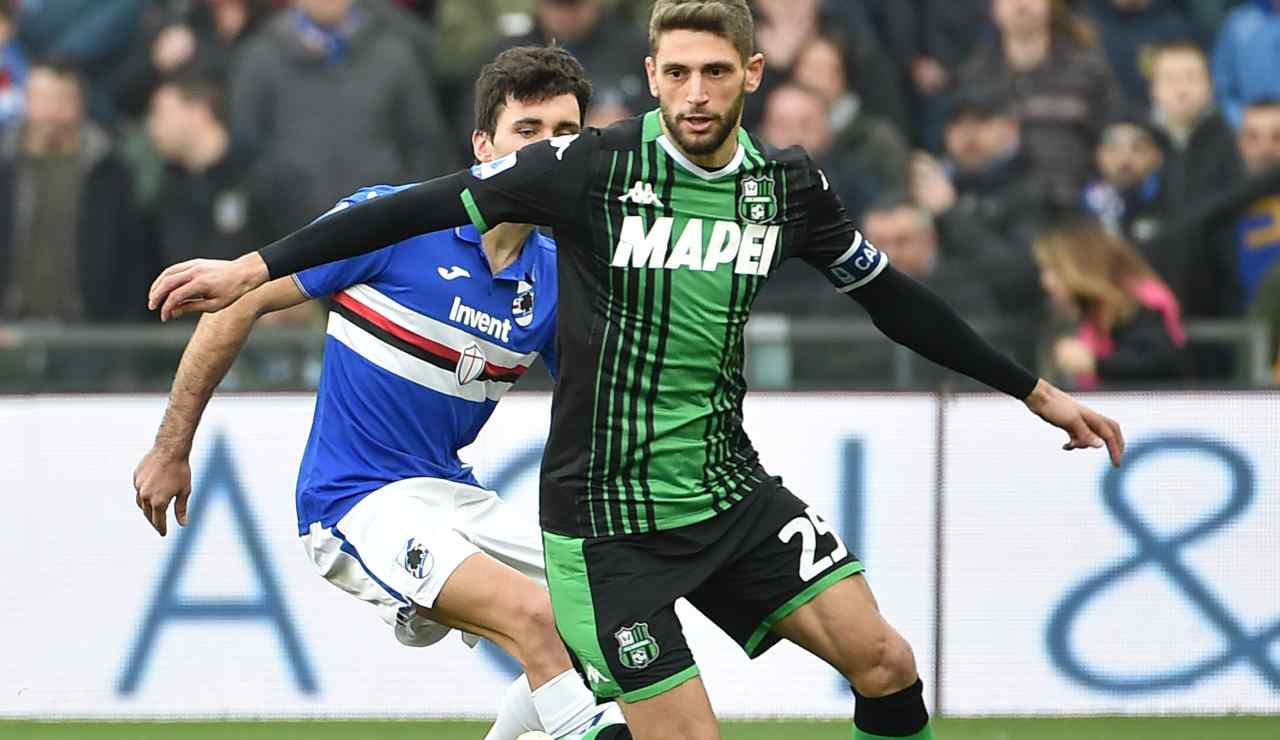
[941,393,1280,715]
[0,393,936,719]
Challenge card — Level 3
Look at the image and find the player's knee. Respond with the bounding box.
[844,631,917,698]
[511,594,562,662]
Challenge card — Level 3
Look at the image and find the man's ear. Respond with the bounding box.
[473,129,494,163]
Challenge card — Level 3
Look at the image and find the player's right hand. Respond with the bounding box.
[133,449,193,537]
[148,253,270,322]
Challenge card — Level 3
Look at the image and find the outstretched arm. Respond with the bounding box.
[148,133,595,320]
[133,278,309,535]
[851,266,1125,466]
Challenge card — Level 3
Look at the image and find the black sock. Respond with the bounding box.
[853,678,930,737]
[595,725,633,739]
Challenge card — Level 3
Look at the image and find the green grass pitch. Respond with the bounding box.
[2,718,1276,739]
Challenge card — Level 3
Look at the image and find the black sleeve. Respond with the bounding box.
[258,133,597,280]
[1095,308,1187,381]
[795,154,891,294]
[850,265,1040,399]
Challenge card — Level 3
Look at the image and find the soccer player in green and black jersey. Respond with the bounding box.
[148,4,1125,739]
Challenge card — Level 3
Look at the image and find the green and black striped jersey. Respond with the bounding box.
[459,110,889,538]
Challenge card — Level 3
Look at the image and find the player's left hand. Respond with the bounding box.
[1024,379,1125,467]
[133,448,193,536]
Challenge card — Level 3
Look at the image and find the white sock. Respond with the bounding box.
[484,673,543,740]
[531,669,609,738]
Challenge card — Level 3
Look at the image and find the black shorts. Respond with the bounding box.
[542,473,863,702]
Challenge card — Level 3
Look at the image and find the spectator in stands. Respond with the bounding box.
[0,59,141,322]
[1082,116,1174,249]
[1230,100,1280,306]
[958,0,1126,201]
[111,0,277,119]
[1082,0,1195,104]
[230,0,456,216]
[16,0,146,122]
[1035,217,1189,387]
[500,0,647,125]
[147,73,306,268]
[1149,40,1244,212]
[789,38,910,221]
[1212,0,1280,128]
[0,4,26,130]
[912,89,1053,316]
[908,0,994,151]
[864,194,999,319]
[751,0,910,135]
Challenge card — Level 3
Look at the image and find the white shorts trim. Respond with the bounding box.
[300,477,545,633]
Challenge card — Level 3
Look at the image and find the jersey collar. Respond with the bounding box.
[644,109,749,181]
[453,225,541,283]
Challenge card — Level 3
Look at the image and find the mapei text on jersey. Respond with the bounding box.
[611,216,780,276]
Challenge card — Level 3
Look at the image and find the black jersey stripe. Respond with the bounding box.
[636,142,675,533]
[589,150,627,537]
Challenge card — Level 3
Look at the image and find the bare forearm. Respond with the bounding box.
[153,306,257,458]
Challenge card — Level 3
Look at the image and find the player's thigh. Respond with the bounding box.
[451,483,546,585]
[420,549,553,649]
[616,673,719,740]
[772,573,919,695]
[542,530,703,705]
[689,478,865,659]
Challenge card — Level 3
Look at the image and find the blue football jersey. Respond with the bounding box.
[291,185,558,534]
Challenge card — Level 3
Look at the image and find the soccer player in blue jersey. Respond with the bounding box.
[133,46,622,740]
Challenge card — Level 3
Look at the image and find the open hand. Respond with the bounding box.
[133,448,193,537]
[1024,380,1125,467]
[148,253,269,321]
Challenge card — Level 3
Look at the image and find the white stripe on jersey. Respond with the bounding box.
[343,284,538,369]
[327,312,514,402]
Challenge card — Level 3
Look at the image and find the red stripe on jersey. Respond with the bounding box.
[332,290,527,379]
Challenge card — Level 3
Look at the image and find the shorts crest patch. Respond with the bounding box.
[615,622,660,670]
[403,537,434,579]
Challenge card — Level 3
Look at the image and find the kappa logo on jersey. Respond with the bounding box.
[470,152,518,180]
[512,279,534,328]
[619,181,664,207]
[738,174,778,224]
[437,265,471,281]
[615,622,660,670]
[550,134,579,161]
[611,216,780,276]
[449,296,513,343]
[455,342,488,385]
[402,538,434,578]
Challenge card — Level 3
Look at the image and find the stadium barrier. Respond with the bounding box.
[0,316,1272,392]
[3,392,1277,719]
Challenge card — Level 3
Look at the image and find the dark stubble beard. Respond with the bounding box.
[661,87,746,158]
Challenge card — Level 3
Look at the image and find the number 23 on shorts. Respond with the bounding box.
[779,506,849,582]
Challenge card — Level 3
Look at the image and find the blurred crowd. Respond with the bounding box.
[0,0,1277,389]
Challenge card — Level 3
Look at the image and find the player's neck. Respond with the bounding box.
[482,223,534,276]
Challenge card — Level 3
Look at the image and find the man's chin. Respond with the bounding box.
[671,129,731,157]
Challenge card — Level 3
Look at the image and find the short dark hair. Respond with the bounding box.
[159,72,229,127]
[473,45,592,137]
[1245,96,1280,114]
[650,0,754,61]
[29,56,87,98]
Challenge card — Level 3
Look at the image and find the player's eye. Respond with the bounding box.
[517,128,537,138]
[708,66,727,77]
[667,69,685,80]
